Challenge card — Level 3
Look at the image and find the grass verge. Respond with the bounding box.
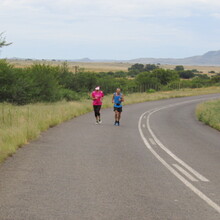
[1,86,220,163]
[196,99,220,131]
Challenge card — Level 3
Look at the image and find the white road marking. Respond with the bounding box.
[173,164,198,182]
[146,104,209,182]
[149,138,157,146]
[138,97,220,214]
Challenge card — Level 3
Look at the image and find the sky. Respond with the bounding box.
[1,0,220,60]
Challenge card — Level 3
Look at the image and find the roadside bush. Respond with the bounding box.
[152,69,179,85]
[135,71,161,91]
[147,89,156,93]
[211,74,220,83]
[27,64,61,102]
[0,59,219,105]
[59,89,80,101]
[70,72,98,92]
[0,60,33,104]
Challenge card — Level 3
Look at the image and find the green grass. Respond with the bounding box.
[196,99,220,131]
[0,101,92,162]
[1,86,220,163]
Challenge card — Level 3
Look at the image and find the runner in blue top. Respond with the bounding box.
[112,88,124,126]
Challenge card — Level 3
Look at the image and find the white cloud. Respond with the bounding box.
[2,0,220,17]
[1,0,220,59]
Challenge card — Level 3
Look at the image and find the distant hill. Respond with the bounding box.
[73,58,93,62]
[71,50,220,65]
[127,50,220,65]
[7,50,220,65]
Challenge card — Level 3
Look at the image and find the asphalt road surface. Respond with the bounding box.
[0,94,220,220]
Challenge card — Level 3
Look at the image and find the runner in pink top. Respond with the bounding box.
[91,86,104,124]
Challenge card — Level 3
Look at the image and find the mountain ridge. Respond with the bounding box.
[126,50,220,65]
[73,50,220,65]
[7,50,220,65]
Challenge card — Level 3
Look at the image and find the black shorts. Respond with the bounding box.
[114,107,122,112]
[93,105,101,112]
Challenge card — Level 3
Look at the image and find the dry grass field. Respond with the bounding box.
[7,59,220,74]
[1,86,220,163]
[7,59,130,73]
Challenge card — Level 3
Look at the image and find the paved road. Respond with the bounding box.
[0,94,220,220]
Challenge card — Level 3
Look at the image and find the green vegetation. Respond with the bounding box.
[175,65,185,71]
[1,87,220,163]
[1,58,220,163]
[1,33,220,162]
[1,60,220,105]
[196,99,220,131]
[0,101,92,162]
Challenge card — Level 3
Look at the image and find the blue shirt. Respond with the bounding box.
[113,93,123,108]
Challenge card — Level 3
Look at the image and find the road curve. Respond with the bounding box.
[0,94,220,220]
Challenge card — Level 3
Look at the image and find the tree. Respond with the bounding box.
[195,74,210,80]
[175,65,184,71]
[152,69,179,85]
[0,32,12,48]
[0,60,33,104]
[28,64,61,102]
[144,64,159,71]
[135,71,161,91]
[70,72,98,92]
[191,69,199,73]
[209,71,215,74]
[211,74,220,83]
[179,70,195,79]
[128,63,145,72]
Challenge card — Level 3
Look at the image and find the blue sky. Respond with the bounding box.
[1,0,220,60]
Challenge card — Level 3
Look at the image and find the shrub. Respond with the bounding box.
[175,65,184,71]
[179,70,195,79]
[147,89,156,93]
[59,89,80,101]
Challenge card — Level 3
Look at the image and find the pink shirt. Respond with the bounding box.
[92,90,104,106]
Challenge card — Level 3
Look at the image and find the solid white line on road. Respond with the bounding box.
[149,138,157,146]
[146,101,210,182]
[173,164,198,182]
[138,110,220,214]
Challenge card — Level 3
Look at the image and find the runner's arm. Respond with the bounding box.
[112,94,115,103]
[121,94,124,102]
[91,93,96,100]
[101,92,104,101]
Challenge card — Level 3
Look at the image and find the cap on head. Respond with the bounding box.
[95,86,100,90]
